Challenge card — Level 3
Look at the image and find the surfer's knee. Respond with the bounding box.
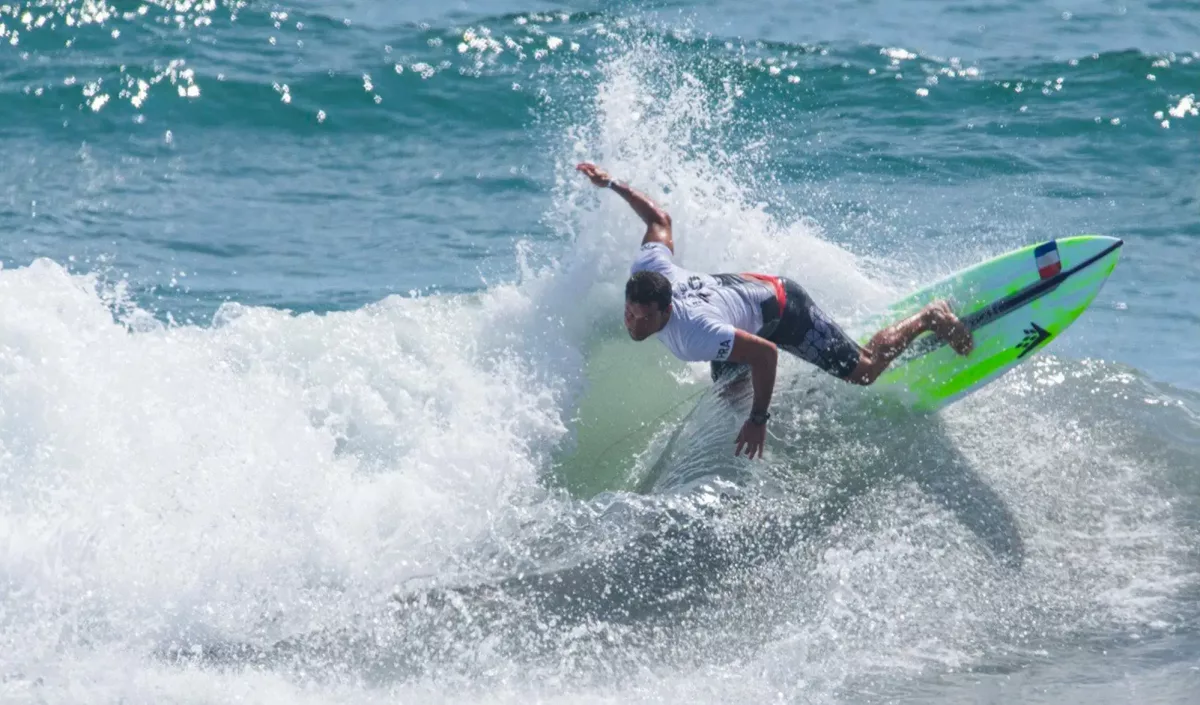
[845,352,880,385]
[849,369,879,386]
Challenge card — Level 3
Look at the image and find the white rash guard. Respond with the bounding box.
[630,242,783,363]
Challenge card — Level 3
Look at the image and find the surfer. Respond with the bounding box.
[577,162,974,459]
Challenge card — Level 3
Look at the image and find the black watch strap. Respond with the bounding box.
[749,411,770,425]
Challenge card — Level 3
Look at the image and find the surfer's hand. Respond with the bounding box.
[576,162,612,187]
[736,419,767,460]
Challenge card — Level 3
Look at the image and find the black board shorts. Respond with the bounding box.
[710,277,862,383]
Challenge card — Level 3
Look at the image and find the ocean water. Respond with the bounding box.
[1,0,1199,703]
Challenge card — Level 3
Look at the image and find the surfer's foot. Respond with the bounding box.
[924,301,974,355]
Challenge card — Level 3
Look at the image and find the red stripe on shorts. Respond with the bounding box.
[742,273,786,311]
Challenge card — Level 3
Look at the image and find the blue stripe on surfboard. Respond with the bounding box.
[1033,240,1059,259]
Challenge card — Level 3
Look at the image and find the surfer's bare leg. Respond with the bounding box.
[848,301,973,385]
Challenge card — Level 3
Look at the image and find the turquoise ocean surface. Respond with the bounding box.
[1,0,1199,702]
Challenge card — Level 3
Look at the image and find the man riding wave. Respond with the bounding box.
[577,162,974,459]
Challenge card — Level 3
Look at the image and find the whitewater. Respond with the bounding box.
[2,3,1199,704]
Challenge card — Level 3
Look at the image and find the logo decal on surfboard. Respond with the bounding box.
[1016,322,1052,358]
[1034,241,1062,279]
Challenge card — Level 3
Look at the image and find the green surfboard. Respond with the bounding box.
[864,235,1124,412]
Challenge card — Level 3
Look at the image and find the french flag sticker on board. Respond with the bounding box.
[1034,241,1062,279]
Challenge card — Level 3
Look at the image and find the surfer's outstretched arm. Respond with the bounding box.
[723,330,778,460]
[576,162,674,253]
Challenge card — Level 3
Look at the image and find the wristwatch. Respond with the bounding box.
[749,410,770,426]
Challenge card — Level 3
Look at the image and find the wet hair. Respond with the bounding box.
[625,270,672,311]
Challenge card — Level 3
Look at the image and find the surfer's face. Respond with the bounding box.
[624,300,668,341]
